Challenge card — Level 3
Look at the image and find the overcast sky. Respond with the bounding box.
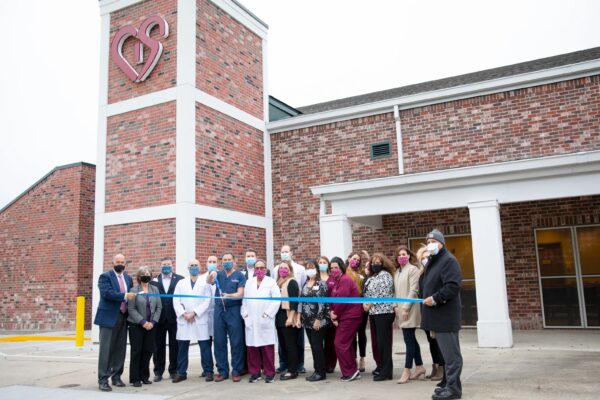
[1,0,599,209]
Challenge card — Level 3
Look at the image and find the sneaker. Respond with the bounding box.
[298,367,306,374]
[341,370,361,382]
[265,376,275,383]
[249,375,261,383]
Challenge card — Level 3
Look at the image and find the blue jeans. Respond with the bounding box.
[176,339,213,377]
[213,306,245,376]
[278,326,305,370]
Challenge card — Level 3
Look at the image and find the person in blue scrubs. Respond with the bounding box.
[209,252,246,382]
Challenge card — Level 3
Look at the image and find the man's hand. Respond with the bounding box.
[126,292,137,300]
[423,296,435,307]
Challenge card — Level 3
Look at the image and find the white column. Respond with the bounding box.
[468,200,513,348]
[319,214,353,260]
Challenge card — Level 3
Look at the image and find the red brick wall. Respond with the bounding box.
[401,76,600,174]
[108,0,177,104]
[195,104,265,215]
[103,219,176,275]
[105,102,176,212]
[195,219,266,265]
[271,112,398,257]
[0,164,95,331]
[196,0,264,119]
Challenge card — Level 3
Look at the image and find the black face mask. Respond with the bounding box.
[371,263,383,274]
[140,275,152,283]
[114,264,125,273]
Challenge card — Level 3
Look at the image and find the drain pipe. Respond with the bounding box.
[394,104,404,175]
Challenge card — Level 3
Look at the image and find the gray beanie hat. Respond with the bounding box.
[426,229,445,245]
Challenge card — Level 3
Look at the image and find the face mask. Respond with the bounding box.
[161,265,172,275]
[140,275,152,283]
[279,269,290,278]
[281,252,291,261]
[318,264,328,272]
[207,263,217,272]
[306,269,317,278]
[189,266,200,276]
[330,268,341,279]
[421,258,429,267]
[371,263,383,274]
[223,261,234,270]
[427,243,439,255]
[246,257,256,267]
[397,256,409,266]
[114,264,125,273]
[254,269,266,280]
[349,259,360,269]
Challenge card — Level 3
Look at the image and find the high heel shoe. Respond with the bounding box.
[431,365,444,381]
[426,363,438,379]
[409,365,426,380]
[397,368,411,384]
[358,357,365,372]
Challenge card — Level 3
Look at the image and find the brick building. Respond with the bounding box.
[0,163,95,331]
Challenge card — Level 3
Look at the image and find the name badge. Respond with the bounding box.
[232,280,239,283]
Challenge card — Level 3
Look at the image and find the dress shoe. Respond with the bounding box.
[326,368,334,374]
[239,370,248,376]
[410,365,426,380]
[372,368,381,376]
[306,373,326,382]
[280,372,298,381]
[205,373,214,382]
[153,375,163,382]
[142,379,152,384]
[437,379,447,388]
[111,378,126,387]
[169,373,176,380]
[373,374,392,381]
[214,373,228,382]
[132,381,142,387]
[172,374,187,383]
[298,367,306,374]
[435,387,445,395]
[200,371,207,377]
[431,389,461,400]
[232,374,241,382]
[99,382,112,391]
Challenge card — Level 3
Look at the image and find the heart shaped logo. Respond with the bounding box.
[110,15,170,83]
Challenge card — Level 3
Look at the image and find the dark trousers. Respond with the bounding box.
[352,311,368,358]
[371,313,394,378]
[278,327,305,369]
[153,322,178,377]
[324,325,337,371]
[176,339,213,377]
[128,323,157,383]
[436,331,463,396]
[369,316,393,368]
[306,328,326,375]
[334,317,362,377]
[214,306,245,376]
[425,329,445,366]
[402,328,423,369]
[97,312,128,383]
[277,326,300,374]
[247,345,275,377]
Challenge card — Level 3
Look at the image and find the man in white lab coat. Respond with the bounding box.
[171,259,213,383]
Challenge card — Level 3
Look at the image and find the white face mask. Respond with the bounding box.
[280,252,291,261]
[306,269,317,279]
[426,242,439,255]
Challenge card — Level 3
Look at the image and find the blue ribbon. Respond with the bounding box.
[140,292,423,304]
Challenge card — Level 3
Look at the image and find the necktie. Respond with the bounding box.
[118,274,127,314]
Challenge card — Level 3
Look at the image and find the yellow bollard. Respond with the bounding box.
[75,296,85,347]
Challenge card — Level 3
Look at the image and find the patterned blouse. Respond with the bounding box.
[298,280,329,330]
[363,270,395,315]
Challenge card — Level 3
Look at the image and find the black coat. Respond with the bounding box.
[420,247,462,332]
[150,273,184,324]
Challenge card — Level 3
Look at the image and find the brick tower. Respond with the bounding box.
[93,0,270,340]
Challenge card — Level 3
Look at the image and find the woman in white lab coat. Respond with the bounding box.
[241,259,281,383]
[171,261,213,382]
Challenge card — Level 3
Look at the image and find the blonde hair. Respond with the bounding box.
[415,245,429,270]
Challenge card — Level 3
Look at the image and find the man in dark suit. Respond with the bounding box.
[421,230,463,400]
[150,257,184,382]
[95,253,135,392]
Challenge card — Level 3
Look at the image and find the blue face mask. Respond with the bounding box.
[223,261,234,270]
[207,263,217,272]
[318,264,328,272]
[161,265,172,275]
[245,257,256,267]
[189,266,200,276]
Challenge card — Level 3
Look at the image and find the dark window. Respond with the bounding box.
[370,141,391,159]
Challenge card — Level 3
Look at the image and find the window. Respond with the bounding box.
[535,225,600,327]
[409,234,477,326]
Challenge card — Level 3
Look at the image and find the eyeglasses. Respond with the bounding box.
[189,264,199,267]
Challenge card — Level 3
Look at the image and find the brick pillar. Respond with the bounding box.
[93,0,270,341]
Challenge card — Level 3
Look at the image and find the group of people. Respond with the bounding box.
[95,230,464,400]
